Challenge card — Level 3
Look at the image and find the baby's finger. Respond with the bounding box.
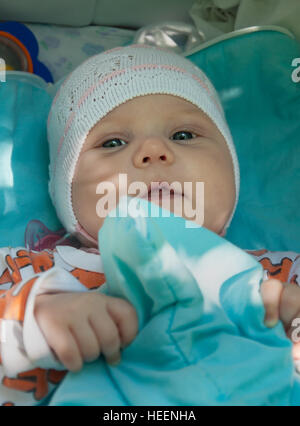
[46,326,83,372]
[279,284,300,328]
[89,313,121,366]
[286,316,300,357]
[293,341,300,361]
[69,320,100,363]
[106,297,138,348]
[285,317,300,373]
[260,279,284,328]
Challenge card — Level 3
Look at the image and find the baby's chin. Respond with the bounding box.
[203,219,228,237]
[74,231,99,249]
[218,228,227,237]
[74,202,228,249]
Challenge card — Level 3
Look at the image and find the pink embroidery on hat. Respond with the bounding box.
[53,110,76,178]
[103,46,124,54]
[47,54,103,127]
[79,69,127,106]
[47,73,74,127]
[129,44,170,52]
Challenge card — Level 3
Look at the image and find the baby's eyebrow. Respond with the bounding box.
[172,111,214,134]
[89,109,212,141]
[179,109,212,125]
[89,120,124,140]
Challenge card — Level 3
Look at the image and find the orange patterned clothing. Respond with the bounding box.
[0,245,106,406]
[245,249,300,285]
[0,244,299,406]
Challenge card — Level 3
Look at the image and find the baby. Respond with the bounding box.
[0,44,300,406]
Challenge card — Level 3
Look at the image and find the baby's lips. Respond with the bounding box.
[136,181,184,200]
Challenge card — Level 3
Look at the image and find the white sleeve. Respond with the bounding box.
[0,245,104,405]
[1,266,88,378]
[23,267,89,373]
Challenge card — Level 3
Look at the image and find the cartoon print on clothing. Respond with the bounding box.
[0,246,106,405]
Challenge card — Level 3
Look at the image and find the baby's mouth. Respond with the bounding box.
[148,188,176,202]
[139,182,184,201]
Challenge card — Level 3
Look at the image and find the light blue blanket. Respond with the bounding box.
[48,197,300,406]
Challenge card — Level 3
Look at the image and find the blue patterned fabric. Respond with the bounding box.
[47,197,300,406]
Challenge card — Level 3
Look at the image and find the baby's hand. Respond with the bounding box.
[261,279,300,360]
[34,292,138,372]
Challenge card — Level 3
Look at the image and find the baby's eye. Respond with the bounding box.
[102,138,127,148]
[171,131,195,141]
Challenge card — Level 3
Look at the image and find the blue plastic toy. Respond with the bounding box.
[0,21,53,83]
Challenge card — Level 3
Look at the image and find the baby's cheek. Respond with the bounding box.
[210,150,235,204]
[72,180,95,224]
[71,182,81,219]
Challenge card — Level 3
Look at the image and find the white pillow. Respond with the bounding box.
[0,0,95,26]
[0,0,195,28]
[93,0,195,28]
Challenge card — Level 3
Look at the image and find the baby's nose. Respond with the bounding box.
[133,138,175,168]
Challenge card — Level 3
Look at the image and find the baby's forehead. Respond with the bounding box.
[92,94,214,129]
[105,93,204,113]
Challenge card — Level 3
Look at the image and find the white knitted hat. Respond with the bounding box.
[47,44,240,245]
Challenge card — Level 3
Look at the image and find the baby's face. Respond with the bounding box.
[72,94,235,248]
